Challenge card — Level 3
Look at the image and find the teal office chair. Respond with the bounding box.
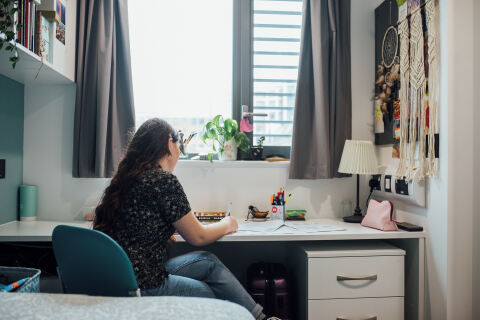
[52,225,140,297]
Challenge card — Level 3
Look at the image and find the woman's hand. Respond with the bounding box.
[222,216,238,235]
[174,211,238,246]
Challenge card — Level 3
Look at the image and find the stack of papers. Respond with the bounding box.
[237,220,346,234]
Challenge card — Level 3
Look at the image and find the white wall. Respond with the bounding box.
[22,1,378,222]
[23,84,110,221]
[54,0,77,81]
[474,0,480,314]
[446,0,475,319]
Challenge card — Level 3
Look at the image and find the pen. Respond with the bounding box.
[285,194,292,203]
[184,132,197,146]
[226,202,232,216]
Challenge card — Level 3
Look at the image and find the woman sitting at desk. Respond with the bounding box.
[93,118,266,320]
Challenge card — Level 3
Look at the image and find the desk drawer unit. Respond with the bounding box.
[308,297,404,320]
[298,242,405,320]
[308,255,404,299]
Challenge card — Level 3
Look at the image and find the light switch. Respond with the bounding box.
[384,175,392,192]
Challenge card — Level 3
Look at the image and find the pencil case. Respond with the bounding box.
[286,210,306,220]
[0,267,41,292]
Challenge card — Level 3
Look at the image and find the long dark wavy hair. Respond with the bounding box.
[93,118,178,233]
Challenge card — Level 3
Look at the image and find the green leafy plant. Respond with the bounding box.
[0,0,21,68]
[250,136,265,160]
[200,115,250,162]
[256,136,265,148]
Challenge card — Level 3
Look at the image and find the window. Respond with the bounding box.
[128,0,302,157]
[128,0,233,154]
[252,0,302,150]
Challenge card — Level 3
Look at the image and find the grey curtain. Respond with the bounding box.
[73,0,135,178]
[289,0,351,179]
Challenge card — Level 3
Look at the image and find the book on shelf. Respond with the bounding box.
[36,11,51,61]
[12,0,52,60]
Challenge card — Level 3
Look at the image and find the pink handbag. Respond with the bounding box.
[361,200,398,231]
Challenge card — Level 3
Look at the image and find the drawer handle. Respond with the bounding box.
[336,316,377,320]
[336,274,378,281]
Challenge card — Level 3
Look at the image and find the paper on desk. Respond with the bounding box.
[271,226,296,234]
[238,220,284,232]
[238,220,345,233]
[284,221,346,233]
[236,226,295,235]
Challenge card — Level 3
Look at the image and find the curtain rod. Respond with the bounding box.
[392,0,433,28]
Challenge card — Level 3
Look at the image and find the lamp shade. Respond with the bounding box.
[338,140,378,175]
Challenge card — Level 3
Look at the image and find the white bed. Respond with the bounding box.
[0,292,254,320]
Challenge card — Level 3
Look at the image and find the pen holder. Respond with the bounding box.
[271,204,285,221]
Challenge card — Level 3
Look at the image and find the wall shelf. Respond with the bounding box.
[0,42,73,85]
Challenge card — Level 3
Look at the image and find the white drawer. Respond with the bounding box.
[308,255,404,299]
[308,297,404,320]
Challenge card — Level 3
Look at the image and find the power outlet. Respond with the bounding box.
[369,174,381,190]
[395,178,409,195]
[0,159,5,179]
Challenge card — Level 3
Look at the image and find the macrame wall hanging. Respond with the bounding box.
[393,0,439,181]
[407,9,426,181]
[395,19,410,179]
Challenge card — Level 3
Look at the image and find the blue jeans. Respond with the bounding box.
[141,251,265,319]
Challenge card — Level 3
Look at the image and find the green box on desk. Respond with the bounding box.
[286,209,306,220]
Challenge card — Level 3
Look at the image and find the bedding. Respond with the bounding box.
[0,292,254,320]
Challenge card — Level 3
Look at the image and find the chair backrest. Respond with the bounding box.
[52,225,139,297]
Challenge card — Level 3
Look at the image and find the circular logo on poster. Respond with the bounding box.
[272,207,278,213]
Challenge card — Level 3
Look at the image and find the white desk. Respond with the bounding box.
[0,220,92,242]
[0,219,425,320]
[0,219,424,242]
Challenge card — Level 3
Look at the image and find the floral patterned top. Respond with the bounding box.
[107,167,191,290]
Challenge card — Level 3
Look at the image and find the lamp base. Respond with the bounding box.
[343,214,364,223]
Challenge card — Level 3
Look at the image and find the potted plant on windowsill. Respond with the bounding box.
[251,136,265,160]
[200,115,250,162]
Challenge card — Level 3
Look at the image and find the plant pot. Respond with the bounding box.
[250,147,263,160]
[218,138,238,161]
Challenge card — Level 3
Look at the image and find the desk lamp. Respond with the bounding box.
[338,140,378,223]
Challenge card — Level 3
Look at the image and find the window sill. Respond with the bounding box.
[176,160,290,169]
